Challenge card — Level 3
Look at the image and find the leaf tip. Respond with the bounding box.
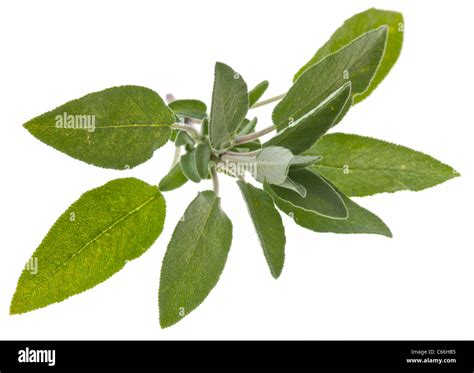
[384,228,393,239]
[9,291,30,316]
[158,306,183,329]
[23,120,34,132]
[158,316,173,329]
[270,267,283,279]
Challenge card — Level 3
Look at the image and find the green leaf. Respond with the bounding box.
[264,169,348,219]
[276,177,307,198]
[307,133,460,197]
[295,8,404,104]
[289,155,321,169]
[168,99,208,120]
[331,91,352,127]
[201,118,209,137]
[248,80,269,107]
[10,178,166,314]
[209,62,249,151]
[194,142,212,179]
[237,181,285,278]
[159,191,232,328]
[174,130,194,146]
[159,163,188,192]
[231,139,261,153]
[273,26,388,130]
[180,149,201,183]
[24,86,175,169]
[254,146,294,185]
[265,82,351,153]
[268,180,392,237]
[237,117,258,136]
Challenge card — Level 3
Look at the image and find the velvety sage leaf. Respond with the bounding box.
[273,26,388,130]
[237,181,285,278]
[290,155,322,169]
[237,117,258,136]
[194,142,212,179]
[10,178,166,315]
[307,133,460,197]
[267,180,392,237]
[209,62,249,150]
[265,82,351,153]
[24,86,175,169]
[168,99,208,120]
[295,8,404,104]
[254,146,294,185]
[265,169,348,219]
[332,90,353,127]
[276,177,307,198]
[159,191,232,328]
[231,139,261,153]
[174,130,194,146]
[159,163,188,192]
[180,149,201,183]
[232,118,260,152]
[248,80,269,107]
[201,118,209,136]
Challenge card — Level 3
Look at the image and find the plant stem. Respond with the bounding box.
[171,123,200,141]
[210,166,219,196]
[170,146,181,169]
[223,150,259,157]
[250,93,286,109]
[220,153,255,164]
[233,125,276,145]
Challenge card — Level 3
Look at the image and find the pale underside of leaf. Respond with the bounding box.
[268,182,392,237]
[273,26,388,129]
[295,8,404,104]
[276,177,307,198]
[265,169,348,220]
[254,146,294,185]
[265,81,352,153]
[290,155,322,169]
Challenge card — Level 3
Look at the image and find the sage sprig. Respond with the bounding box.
[13,8,459,328]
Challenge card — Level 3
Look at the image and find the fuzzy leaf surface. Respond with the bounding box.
[265,82,351,153]
[265,169,348,219]
[295,8,404,104]
[11,178,166,314]
[159,191,232,328]
[238,181,285,278]
[209,62,249,150]
[24,86,175,169]
[273,26,388,130]
[307,133,460,197]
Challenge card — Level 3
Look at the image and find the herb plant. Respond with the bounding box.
[12,8,459,328]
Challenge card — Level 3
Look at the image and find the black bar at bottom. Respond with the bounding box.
[0,341,473,372]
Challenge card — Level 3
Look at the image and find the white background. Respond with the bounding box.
[0,0,472,340]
